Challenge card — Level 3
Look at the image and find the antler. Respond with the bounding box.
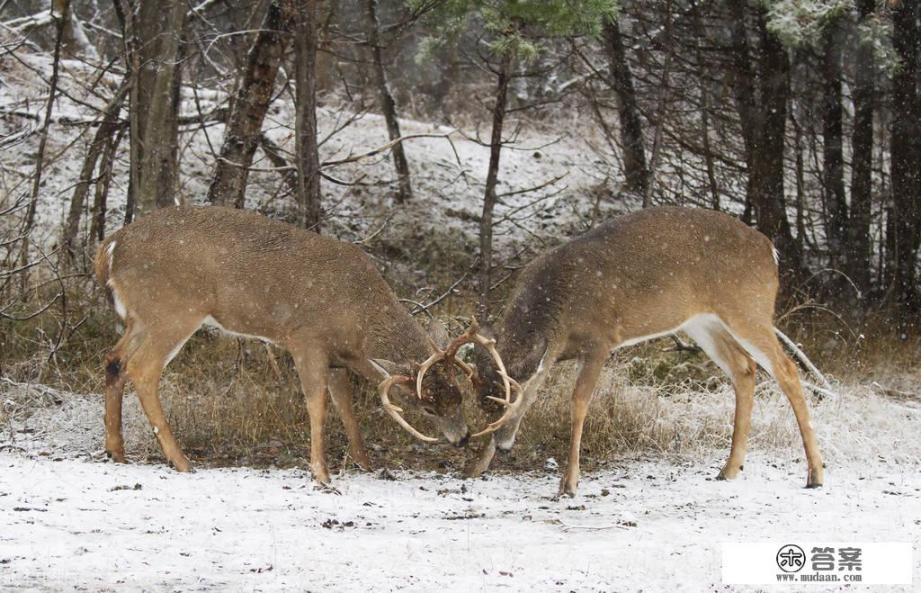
[435,318,524,438]
[377,374,439,443]
[413,318,522,438]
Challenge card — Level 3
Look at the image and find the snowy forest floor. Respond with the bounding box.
[1,381,920,592]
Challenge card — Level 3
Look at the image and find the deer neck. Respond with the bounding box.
[494,298,559,383]
[364,306,434,366]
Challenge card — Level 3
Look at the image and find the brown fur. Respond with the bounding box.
[96,206,469,482]
[472,207,824,495]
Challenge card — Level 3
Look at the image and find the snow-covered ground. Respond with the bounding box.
[2,378,921,593]
[1,450,919,592]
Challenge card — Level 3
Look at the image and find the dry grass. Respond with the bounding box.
[2,284,920,475]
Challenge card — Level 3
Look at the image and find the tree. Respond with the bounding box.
[889,0,921,323]
[821,15,847,269]
[208,0,296,208]
[414,0,618,319]
[365,0,413,203]
[601,18,648,196]
[847,0,876,294]
[293,0,323,230]
[727,0,800,278]
[120,0,188,219]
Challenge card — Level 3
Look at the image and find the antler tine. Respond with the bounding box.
[443,317,481,360]
[469,331,516,405]
[416,318,484,397]
[471,380,524,438]
[415,351,444,400]
[378,374,439,443]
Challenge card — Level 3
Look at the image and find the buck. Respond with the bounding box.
[94,205,498,484]
[461,207,825,496]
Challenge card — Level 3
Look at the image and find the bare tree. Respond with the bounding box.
[889,0,921,320]
[601,18,648,196]
[821,17,847,269]
[293,0,322,230]
[847,0,875,294]
[364,0,413,203]
[127,0,188,218]
[207,0,295,208]
[727,1,800,277]
[477,50,514,320]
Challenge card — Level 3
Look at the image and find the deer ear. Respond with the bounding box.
[426,319,450,350]
[368,358,405,378]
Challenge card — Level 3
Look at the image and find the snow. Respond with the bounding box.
[2,380,920,592]
[1,450,918,592]
[0,31,622,268]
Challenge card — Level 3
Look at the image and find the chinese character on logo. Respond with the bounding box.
[838,547,862,571]
[811,547,836,571]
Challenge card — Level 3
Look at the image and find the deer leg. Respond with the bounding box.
[559,354,605,497]
[729,322,824,488]
[124,325,198,472]
[466,369,548,479]
[327,368,372,471]
[102,325,140,463]
[683,323,757,480]
[104,351,128,462]
[292,351,332,485]
[719,349,757,480]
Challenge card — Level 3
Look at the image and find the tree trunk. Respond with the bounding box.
[207,0,295,208]
[727,2,800,278]
[753,15,798,272]
[61,82,128,261]
[690,3,718,210]
[19,0,67,292]
[293,0,322,230]
[821,18,848,269]
[90,127,126,246]
[601,19,648,196]
[365,0,413,203]
[848,0,875,295]
[889,0,921,323]
[477,50,514,321]
[133,0,187,218]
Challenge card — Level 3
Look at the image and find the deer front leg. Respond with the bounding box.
[293,351,332,485]
[465,374,544,478]
[559,355,604,497]
[327,368,372,471]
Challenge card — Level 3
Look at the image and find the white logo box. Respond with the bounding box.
[721,542,913,585]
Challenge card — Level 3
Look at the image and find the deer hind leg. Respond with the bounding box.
[559,354,605,497]
[291,349,331,485]
[327,368,372,471]
[725,320,824,488]
[122,322,201,472]
[683,320,756,480]
[103,322,144,462]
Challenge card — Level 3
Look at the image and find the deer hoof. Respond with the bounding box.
[558,477,578,498]
[170,456,192,473]
[717,464,742,481]
[806,468,823,489]
[104,448,126,464]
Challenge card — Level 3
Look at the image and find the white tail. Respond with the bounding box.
[94,206,477,483]
[468,207,825,496]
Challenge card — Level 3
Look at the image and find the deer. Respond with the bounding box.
[93,205,505,485]
[458,207,825,497]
